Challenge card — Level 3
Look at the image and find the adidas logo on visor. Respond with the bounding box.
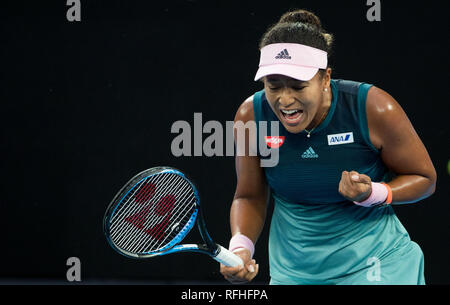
[275,49,291,59]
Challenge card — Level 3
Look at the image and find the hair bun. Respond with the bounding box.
[278,9,323,31]
[259,8,334,59]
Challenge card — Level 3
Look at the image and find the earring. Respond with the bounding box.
[324,88,328,92]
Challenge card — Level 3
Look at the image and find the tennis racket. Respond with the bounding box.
[103,166,243,267]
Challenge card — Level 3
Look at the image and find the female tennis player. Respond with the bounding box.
[220,9,437,284]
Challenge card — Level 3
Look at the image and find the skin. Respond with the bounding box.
[220,68,437,283]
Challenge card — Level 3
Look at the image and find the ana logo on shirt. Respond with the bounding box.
[327,132,354,146]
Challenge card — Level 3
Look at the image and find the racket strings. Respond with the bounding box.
[123,184,158,228]
[110,175,175,251]
[125,182,196,254]
[126,179,196,254]
[110,173,175,244]
[115,175,189,252]
[110,172,169,228]
[109,173,197,254]
[109,174,172,246]
[133,187,196,253]
[113,173,178,248]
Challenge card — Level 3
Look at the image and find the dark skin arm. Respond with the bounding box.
[220,95,268,283]
[339,86,437,204]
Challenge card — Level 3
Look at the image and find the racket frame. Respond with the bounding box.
[103,167,219,259]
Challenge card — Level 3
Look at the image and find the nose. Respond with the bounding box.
[278,88,296,107]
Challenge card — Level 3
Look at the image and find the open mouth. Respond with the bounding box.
[279,108,304,125]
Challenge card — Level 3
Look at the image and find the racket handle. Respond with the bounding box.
[214,245,244,267]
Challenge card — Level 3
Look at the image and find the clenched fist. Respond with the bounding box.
[338,170,372,203]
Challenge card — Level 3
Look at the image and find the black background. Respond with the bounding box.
[1,0,449,284]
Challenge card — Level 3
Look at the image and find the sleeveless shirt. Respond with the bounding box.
[252,79,425,284]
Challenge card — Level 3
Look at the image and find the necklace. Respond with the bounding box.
[304,104,329,138]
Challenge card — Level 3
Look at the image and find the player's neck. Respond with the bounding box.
[306,90,332,131]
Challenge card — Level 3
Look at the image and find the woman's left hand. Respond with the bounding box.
[338,170,372,202]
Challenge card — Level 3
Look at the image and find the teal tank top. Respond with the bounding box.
[253,79,425,284]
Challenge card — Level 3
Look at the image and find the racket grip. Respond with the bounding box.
[214,245,244,267]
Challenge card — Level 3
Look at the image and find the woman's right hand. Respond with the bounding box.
[219,248,259,284]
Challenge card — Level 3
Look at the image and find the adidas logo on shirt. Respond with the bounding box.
[301,147,319,159]
[275,49,291,59]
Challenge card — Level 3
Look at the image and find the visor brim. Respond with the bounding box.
[254,65,319,81]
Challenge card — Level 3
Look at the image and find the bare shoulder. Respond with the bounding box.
[366,86,414,149]
[366,86,403,116]
[234,95,255,123]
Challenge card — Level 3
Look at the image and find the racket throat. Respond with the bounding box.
[196,209,218,253]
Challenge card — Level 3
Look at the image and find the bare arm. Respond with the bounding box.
[220,95,269,283]
[366,86,437,204]
[229,95,269,242]
[230,149,269,244]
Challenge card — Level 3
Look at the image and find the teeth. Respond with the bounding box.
[281,109,299,115]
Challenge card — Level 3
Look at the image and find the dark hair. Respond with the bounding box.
[259,9,334,77]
